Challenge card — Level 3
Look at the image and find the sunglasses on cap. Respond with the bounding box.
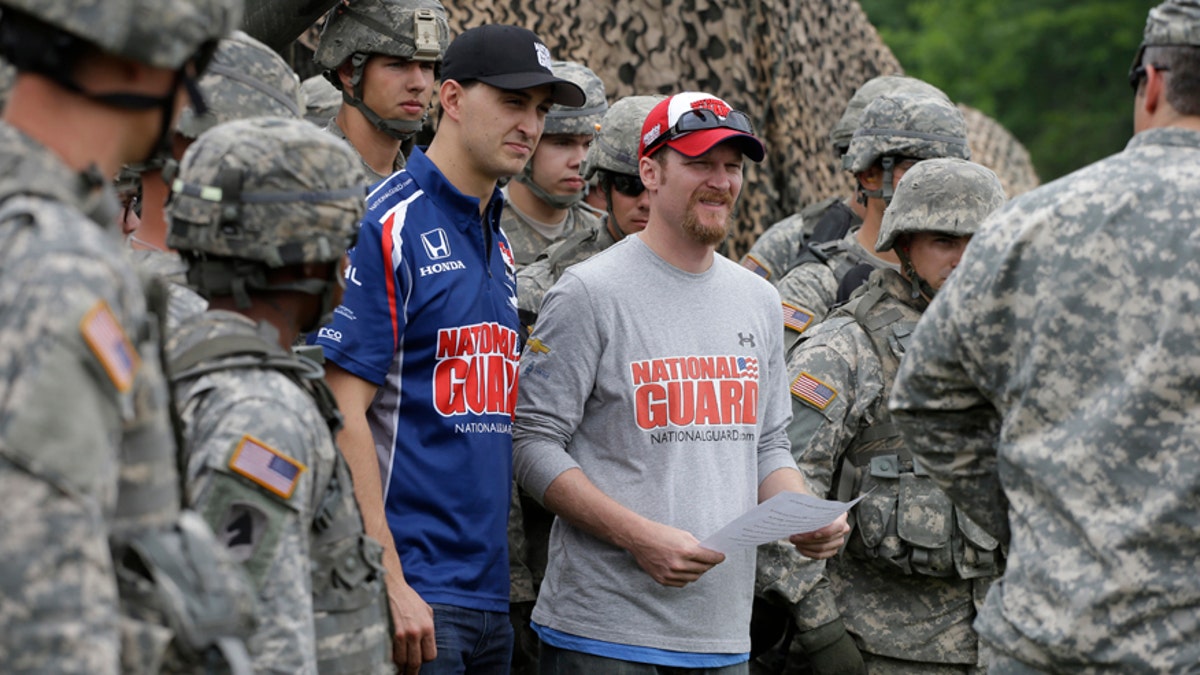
[1128,63,1170,92]
[644,108,757,155]
[609,173,645,197]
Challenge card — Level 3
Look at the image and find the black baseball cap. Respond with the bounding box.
[441,25,586,107]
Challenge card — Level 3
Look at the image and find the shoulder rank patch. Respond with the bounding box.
[741,255,771,280]
[791,372,837,410]
[229,435,307,500]
[526,338,550,354]
[782,302,814,334]
[80,300,141,392]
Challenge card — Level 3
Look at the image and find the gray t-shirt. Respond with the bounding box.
[513,235,798,654]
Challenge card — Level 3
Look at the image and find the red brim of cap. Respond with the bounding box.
[664,129,766,162]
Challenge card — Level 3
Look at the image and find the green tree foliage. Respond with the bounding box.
[860,0,1150,180]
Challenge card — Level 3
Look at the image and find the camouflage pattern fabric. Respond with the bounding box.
[130,249,209,333]
[582,94,666,180]
[776,269,986,668]
[302,74,342,127]
[517,221,618,328]
[169,312,392,674]
[314,0,451,71]
[168,117,366,267]
[542,60,607,136]
[774,228,898,334]
[888,125,1200,671]
[0,120,157,674]
[0,57,14,112]
[739,197,856,284]
[829,76,952,154]
[843,93,970,175]
[176,30,304,140]
[500,197,604,268]
[875,158,1006,253]
[0,0,241,70]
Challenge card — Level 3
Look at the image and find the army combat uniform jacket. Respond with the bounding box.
[500,194,604,269]
[890,126,1200,672]
[169,311,392,674]
[0,122,252,674]
[770,269,999,668]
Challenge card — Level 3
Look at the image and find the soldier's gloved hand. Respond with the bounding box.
[792,618,865,675]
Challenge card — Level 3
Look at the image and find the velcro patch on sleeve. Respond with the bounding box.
[229,435,307,500]
[741,255,771,280]
[80,300,141,393]
[782,302,814,334]
[790,371,837,410]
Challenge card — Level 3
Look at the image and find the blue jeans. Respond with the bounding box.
[539,642,749,675]
[420,603,513,675]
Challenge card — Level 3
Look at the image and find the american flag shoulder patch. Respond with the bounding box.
[790,371,837,410]
[741,255,771,280]
[229,435,307,500]
[80,300,141,393]
[782,302,814,334]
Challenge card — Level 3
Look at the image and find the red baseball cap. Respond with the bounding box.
[638,92,765,162]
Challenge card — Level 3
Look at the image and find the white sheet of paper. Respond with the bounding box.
[699,491,863,554]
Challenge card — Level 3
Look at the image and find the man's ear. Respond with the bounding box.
[640,153,662,192]
[1143,63,1167,117]
[438,80,467,124]
[336,60,356,91]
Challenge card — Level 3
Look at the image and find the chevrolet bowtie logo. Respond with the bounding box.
[527,338,550,354]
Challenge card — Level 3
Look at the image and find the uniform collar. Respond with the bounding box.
[0,121,120,227]
[405,146,505,231]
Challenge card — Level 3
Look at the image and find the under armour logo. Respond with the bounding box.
[421,228,452,260]
[738,332,755,347]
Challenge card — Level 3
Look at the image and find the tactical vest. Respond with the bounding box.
[169,331,393,674]
[831,279,1002,581]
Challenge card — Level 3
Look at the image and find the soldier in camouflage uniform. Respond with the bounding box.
[515,94,662,335]
[166,116,394,674]
[314,0,450,184]
[739,76,950,285]
[889,2,1200,671]
[0,0,255,673]
[772,91,969,352]
[761,158,1006,675]
[129,29,305,331]
[502,60,607,267]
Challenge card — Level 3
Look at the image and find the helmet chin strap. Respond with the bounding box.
[514,157,584,209]
[858,155,899,205]
[344,53,425,140]
[895,247,938,301]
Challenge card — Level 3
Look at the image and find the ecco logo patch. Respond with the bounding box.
[318,327,342,343]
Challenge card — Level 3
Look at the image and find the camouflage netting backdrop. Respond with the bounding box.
[283,0,1040,258]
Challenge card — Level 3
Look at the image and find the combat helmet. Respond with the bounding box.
[0,0,240,163]
[582,95,666,180]
[301,74,343,126]
[0,0,238,72]
[314,0,450,139]
[844,92,970,203]
[829,75,952,157]
[515,60,608,209]
[167,117,366,326]
[176,31,304,140]
[1129,1,1200,88]
[877,157,1005,298]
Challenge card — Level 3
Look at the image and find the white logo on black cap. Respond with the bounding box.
[534,43,552,70]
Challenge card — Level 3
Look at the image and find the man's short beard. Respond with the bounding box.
[681,189,733,246]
